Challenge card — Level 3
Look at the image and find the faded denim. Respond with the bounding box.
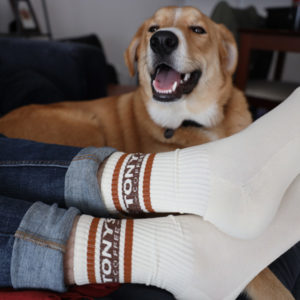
[65,146,115,216]
[11,202,79,292]
[0,136,115,290]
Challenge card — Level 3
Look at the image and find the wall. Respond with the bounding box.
[182,0,239,16]
[1,0,299,84]
[0,1,14,32]
[34,0,182,85]
[184,0,300,83]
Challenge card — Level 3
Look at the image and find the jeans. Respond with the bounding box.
[0,135,299,298]
[0,135,115,292]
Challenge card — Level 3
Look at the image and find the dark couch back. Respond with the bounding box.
[0,37,108,115]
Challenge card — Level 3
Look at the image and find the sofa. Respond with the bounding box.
[0,35,109,116]
[0,35,299,300]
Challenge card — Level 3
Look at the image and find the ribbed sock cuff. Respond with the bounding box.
[101,147,210,216]
[150,146,210,215]
[100,152,157,215]
[178,146,210,215]
[73,215,93,285]
[130,216,193,296]
[100,152,125,214]
[73,215,134,285]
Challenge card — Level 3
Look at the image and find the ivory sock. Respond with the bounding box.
[101,87,300,238]
[100,151,210,216]
[74,175,300,300]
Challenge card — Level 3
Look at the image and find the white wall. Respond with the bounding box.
[182,0,239,16]
[184,0,300,83]
[35,0,182,85]
[0,1,14,32]
[0,0,299,85]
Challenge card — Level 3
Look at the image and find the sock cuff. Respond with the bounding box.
[150,146,210,215]
[100,151,158,215]
[101,152,125,214]
[101,147,210,216]
[130,216,194,293]
[73,214,93,285]
[177,146,211,215]
[73,215,135,285]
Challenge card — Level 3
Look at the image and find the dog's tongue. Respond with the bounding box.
[154,67,181,91]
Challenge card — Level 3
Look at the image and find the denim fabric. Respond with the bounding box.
[0,136,81,206]
[11,201,79,292]
[269,241,300,295]
[0,136,115,291]
[65,146,116,216]
[0,195,31,287]
[0,135,300,296]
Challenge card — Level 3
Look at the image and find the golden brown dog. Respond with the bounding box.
[0,6,251,152]
[0,6,294,299]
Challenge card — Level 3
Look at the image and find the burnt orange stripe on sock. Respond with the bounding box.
[87,217,100,284]
[112,154,128,212]
[124,219,134,283]
[143,153,155,213]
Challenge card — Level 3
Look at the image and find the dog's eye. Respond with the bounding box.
[149,25,159,33]
[190,26,206,34]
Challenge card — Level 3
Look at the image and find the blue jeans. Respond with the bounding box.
[0,135,299,298]
[0,135,115,292]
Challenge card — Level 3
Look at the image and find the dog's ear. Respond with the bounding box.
[217,24,238,75]
[124,23,146,77]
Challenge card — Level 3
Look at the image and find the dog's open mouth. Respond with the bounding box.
[151,64,202,102]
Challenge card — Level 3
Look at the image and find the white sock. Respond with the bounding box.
[73,216,133,285]
[74,175,300,300]
[100,151,210,216]
[203,87,300,238]
[101,87,300,238]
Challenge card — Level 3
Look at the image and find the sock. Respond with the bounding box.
[73,214,194,296]
[203,86,300,238]
[73,216,133,285]
[73,175,300,300]
[100,151,209,216]
[100,87,300,238]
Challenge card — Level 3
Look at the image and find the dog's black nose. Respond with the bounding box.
[150,31,179,56]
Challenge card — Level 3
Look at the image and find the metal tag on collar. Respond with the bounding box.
[164,128,175,139]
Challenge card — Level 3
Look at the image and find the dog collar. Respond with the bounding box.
[181,120,204,128]
[164,120,203,139]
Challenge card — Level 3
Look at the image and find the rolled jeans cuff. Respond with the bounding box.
[65,146,116,216]
[11,202,80,292]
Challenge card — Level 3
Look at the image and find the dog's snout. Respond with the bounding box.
[150,31,179,56]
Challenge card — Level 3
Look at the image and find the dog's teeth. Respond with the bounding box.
[184,73,191,82]
[172,81,178,92]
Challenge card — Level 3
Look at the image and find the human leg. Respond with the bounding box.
[269,242,300,295]
[0,195,30,287]
[68,175,300,300]
[2,87,300,240]
[100,87,300,238]
[1,174,300,299]
[0,136,115,215]
[0,195,79,291]
[0,136,80,206]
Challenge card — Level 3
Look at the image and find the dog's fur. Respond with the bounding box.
[0,6,294,299]
[0,6,250,152]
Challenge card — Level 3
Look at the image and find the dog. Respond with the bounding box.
[0,6,251,153]
[0,6,294,300]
